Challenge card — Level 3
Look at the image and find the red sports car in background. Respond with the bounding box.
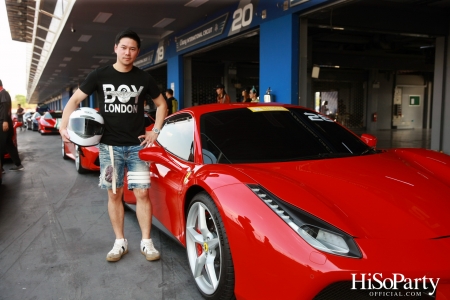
[123,103,450,299]
[62,140,100,174]
[38,111,62,134]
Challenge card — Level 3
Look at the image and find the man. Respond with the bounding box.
[215,83,230,104]
[165,88,177,115]
[16,104,25,131]
[0,80,24,172]
[59,30,167,262]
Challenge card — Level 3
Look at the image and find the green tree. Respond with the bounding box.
[14,95,27,106]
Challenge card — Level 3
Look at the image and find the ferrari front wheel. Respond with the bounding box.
[75,146,87,174]
[186,192,235,300]
[62,139,69,160]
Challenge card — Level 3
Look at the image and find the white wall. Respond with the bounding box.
[394,75,425,129]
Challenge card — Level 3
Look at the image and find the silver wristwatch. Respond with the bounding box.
[152,127,160,134]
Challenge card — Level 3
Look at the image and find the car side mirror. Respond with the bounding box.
[139,143,183,171]
[361,133,377,148]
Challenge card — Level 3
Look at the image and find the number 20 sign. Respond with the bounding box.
[231,3,253,33]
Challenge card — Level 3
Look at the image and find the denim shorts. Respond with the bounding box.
[98,143,150,190]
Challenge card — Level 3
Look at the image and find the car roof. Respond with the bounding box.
[176,103,308,118]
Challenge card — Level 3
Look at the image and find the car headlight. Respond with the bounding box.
[248,184,362,258]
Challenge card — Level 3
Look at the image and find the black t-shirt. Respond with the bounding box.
[79,65,160,146]
[17,107,24,121]
[0,89,12,124]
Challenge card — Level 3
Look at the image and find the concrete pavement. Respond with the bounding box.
[0,130,203,300]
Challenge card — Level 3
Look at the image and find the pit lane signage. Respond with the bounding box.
[290,0,310,7]
[176,14,228,52]
[228,0,259,36]
[134,50,154,68]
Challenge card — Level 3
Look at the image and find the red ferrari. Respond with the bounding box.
[62,140,100,174]
[124,103,450,299]
[38,111,62,134]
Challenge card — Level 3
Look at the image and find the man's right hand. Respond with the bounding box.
[2,121,8,132]
[59,127,70,142]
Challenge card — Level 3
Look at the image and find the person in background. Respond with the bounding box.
[320,100,329,115]
[165,89,178,115]
[0,79,24,172]
[166,89,178,115]
[59,29,167,263]
[16,104,25,131]
[241,88,251,103]
[215,84,230,104]
[249,86,259,103]
[143,100,150,112]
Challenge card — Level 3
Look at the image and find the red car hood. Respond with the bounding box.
[234,151,450,240]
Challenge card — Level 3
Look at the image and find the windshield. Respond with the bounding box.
[200,107,373,164]
[44,112,62,119]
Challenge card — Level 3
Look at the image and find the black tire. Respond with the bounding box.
[186,192,235,300]
[75,146,87,174]
[62,139,69,160]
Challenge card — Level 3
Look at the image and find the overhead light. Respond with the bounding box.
[319,65,340,68]
[78,35,92,42]
[59,64,67,67]
[153,18,175,28]
[63,57,72,61]
[70,47,82,52]
[160,31,173,39]
[185,0,209,8]
[93,55,116,60]
[139,34,161,39]
[93,12,112,23]
[312,65,320,78]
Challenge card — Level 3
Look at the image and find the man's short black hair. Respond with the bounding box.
[115,29,141,49]
[166,88,174,95]
[0,79,3,86]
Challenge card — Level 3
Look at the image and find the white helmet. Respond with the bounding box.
[68,107,104,146]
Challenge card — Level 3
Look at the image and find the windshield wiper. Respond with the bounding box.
[360,148,377,155]
[317,152,355,158]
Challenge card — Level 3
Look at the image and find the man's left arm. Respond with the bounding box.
[140,94,167,146]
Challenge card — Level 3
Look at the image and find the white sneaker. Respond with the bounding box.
[140,239,160,261]
[106,239,128,262]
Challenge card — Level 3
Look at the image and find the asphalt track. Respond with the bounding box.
[0,130,203,300]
